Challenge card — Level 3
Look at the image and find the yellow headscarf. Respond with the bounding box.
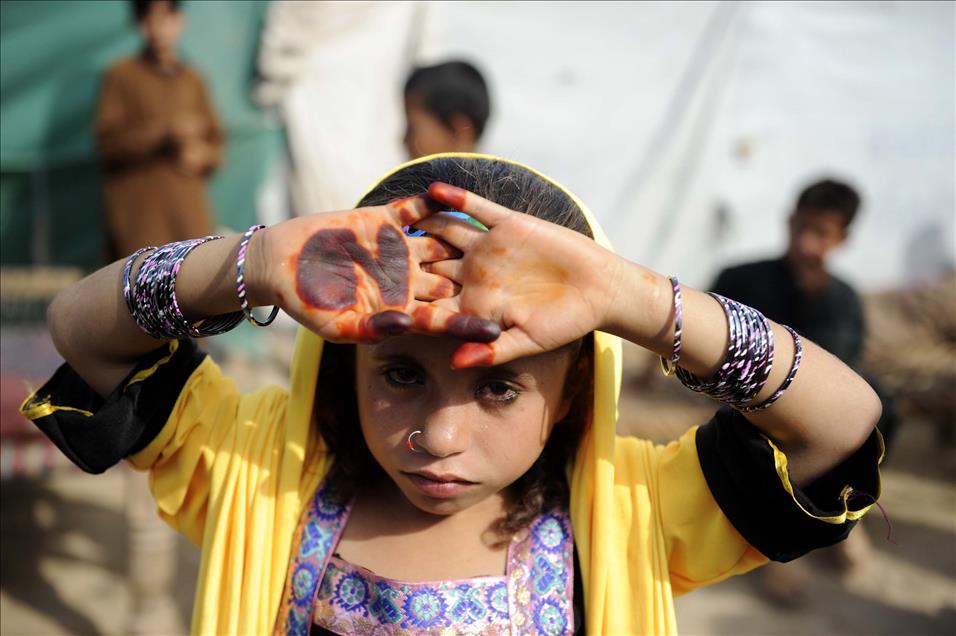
[284,153,628,633]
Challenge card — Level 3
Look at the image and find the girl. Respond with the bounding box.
[23,154,882,635]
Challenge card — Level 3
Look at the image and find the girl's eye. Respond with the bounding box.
[384,367,424,387]
[477,381,519,404]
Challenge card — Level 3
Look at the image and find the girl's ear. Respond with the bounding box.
[554,342,591,426]
[555,395,573,425]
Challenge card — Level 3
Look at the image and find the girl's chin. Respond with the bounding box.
[394,481,499,518]
[401,487,476,516]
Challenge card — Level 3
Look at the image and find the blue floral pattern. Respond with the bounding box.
[487,581,509,619]
[402,587,447,628]
[532,514,568,552]
[532,553,567,596]
[333,571,369,614]
[275,480,575,635]
[535,598,569,635]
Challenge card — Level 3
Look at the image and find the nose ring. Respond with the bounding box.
[406,430,423,453]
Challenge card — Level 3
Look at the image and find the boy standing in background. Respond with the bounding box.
[96,0,223,259]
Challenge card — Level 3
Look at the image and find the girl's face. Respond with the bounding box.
[355,334,576,517]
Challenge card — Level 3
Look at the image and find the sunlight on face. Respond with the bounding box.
[355,334,576,517]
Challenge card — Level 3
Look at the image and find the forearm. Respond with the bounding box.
[603,260,881,486]
[48,235,263,397]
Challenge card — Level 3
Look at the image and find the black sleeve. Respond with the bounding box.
[20,340,206,474]
[696,407,883,562]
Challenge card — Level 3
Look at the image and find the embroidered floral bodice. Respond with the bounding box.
[275,482,575,636]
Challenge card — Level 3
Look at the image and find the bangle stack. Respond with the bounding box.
[660,280,802,412]
[123,224,279,340]
[124,236,244,339]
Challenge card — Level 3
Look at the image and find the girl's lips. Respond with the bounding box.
[403,471,476,499]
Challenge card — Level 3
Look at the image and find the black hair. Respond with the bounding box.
[795,179,861,228]
[316,156,593,540]
[131,0,180,22]
[404,61,491,139]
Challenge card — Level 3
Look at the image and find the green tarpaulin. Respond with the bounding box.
[0,0,282,267]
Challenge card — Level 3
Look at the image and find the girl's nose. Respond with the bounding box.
[417,405,472,458]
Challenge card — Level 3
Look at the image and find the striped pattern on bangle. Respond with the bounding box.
[738,325,802,412]
[659,276,683,376]
[237,224,279,327]
[674,294,800,411]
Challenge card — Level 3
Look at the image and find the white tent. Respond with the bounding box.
[258,0,955,291]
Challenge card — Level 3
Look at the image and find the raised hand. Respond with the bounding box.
[249,194,501,344]
[417,183,625,367]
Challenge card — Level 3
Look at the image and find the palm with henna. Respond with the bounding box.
[47,192,499,397]
[249,193,501,344]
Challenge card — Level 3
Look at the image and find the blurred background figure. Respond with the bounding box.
[711,178,886,605]
[403,60,491,159]
[97,0,222,259]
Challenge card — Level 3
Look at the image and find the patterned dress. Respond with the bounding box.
[274,481,576,635]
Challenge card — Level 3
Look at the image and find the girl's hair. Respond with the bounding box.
[316,156,595,538]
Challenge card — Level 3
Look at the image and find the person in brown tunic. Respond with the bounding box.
[96,0,223,260]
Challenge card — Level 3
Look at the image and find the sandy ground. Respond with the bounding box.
[1,337,954,635]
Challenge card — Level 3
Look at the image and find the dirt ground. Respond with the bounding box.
[1,337,953,636]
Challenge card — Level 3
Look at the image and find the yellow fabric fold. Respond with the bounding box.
[20,397,93,420]
[767,429,884,524]
[19,340,181,421]
[125,339,179,388]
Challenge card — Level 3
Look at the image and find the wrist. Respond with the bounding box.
[599,260,672,351]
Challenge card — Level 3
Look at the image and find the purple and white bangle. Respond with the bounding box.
[739,325,802,413]
[659,276,683,376]
[122,245,156,320]
[124,237,243,339]
[674,293,799,410]
[236,224,279,327]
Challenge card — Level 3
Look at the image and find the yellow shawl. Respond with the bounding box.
[130,153,768,635]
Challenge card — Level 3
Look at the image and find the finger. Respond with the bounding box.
[421,259,465,284]
[428,182,513,228]
[450,328,543,369]
[409,236,461,263]
[410,304,501,343]
[333,310,412,343]
[413,271,459,301]
[385,194,442,226]
[413,214,486,252]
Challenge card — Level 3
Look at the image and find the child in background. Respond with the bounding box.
[23,154,882,634]
[96,0,223,259]
[403,61,490,159]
